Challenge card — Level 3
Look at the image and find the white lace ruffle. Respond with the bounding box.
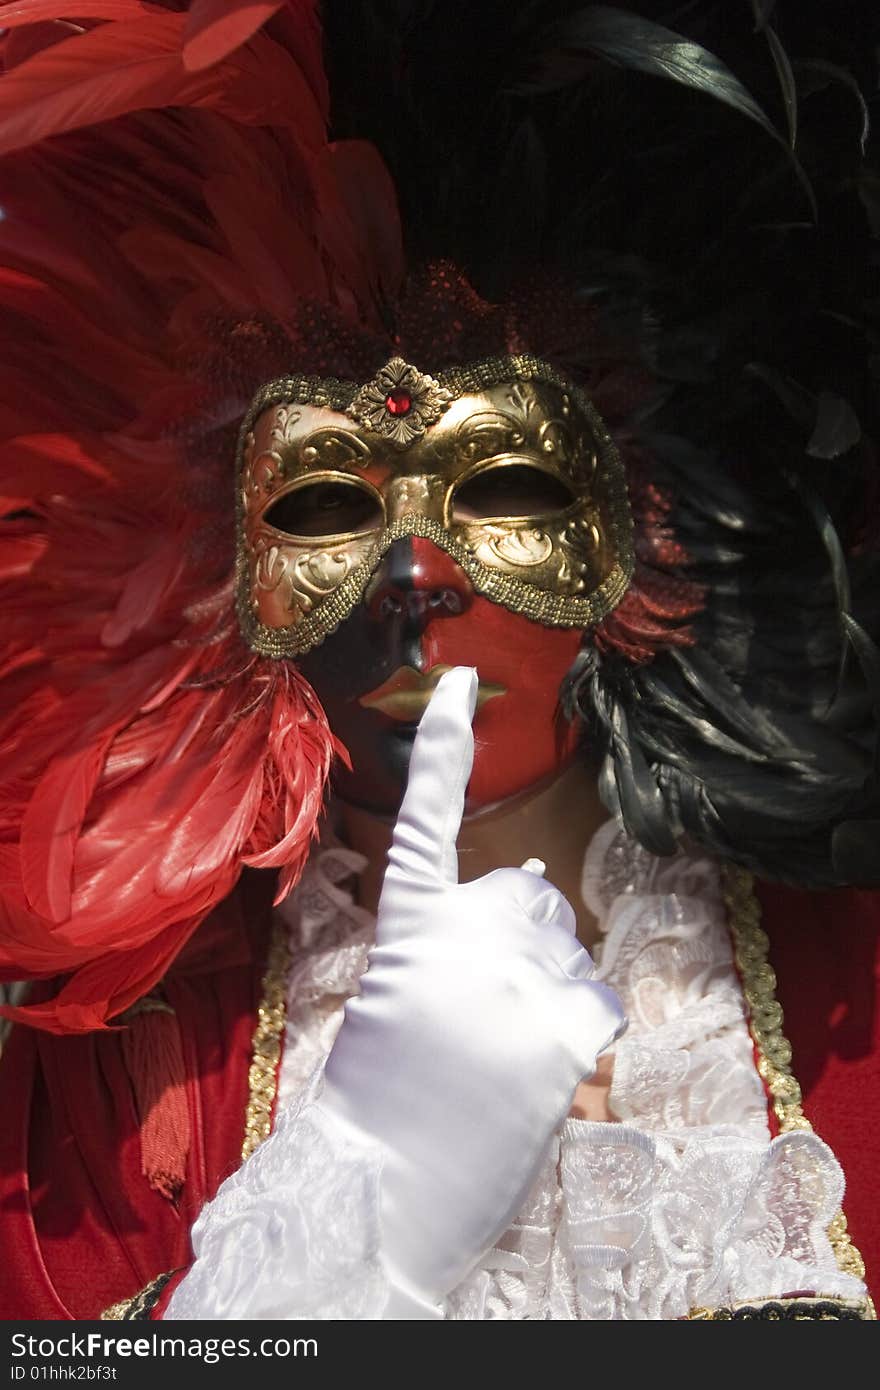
[445,822,864,1318]
[169,822,866,1320]
[275,847,375,1104]
[166,1086,389,1320]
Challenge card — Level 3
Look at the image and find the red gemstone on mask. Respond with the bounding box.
[385,388,412,416]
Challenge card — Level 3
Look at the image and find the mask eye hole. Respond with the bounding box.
[263,478,384,539]
[451,464,576,522]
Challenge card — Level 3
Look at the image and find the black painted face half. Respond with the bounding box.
[299,537,468,814]
[298,535,585,815]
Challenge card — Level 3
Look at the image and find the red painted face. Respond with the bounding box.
[298,536,585,815]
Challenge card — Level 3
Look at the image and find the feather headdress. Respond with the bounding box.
[0,0,404,1032]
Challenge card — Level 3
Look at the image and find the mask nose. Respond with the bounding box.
[367,537,474,624]
[384,474,446,524]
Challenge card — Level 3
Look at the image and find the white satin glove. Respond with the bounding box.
[318,665,626,1316]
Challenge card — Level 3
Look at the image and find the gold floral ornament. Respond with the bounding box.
[347,357,453,448]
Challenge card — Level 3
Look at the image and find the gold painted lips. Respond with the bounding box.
[359,665,506,721]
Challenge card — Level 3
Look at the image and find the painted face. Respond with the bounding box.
[236,355,633,813]
[298,536,586,814]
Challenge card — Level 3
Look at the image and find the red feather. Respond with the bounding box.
[0,13,221,156]
[0,1,400,1032]
[323,141,405,305]
[182,0,283,72]
[101,537,184,647]
[0,2,157,24]
[0,10,326,158]
[19,731,118,923]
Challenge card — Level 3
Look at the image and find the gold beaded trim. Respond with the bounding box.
[241,915,293,1162]
[235,354,634,658]
[722,866,875,1316]
[237,510,633,658]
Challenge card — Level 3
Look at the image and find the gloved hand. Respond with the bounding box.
[318,665,626,1316]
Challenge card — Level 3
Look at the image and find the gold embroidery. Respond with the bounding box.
[101,1271,174,1320]
[241,916,292,1162]
[100,1297,130,1321]
[722,866,875,1316]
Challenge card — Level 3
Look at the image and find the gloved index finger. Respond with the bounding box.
[384,666,478,889]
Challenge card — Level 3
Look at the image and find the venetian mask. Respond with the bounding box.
[236,355,634,811]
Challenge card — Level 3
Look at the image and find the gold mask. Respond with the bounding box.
[235,355,634,657]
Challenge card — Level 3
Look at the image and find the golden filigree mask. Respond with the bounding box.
[235,355,634,657]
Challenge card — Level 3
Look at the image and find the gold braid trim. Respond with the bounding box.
[718,866,875,1319]
[237,511,633,658]
[241,914,293,1162]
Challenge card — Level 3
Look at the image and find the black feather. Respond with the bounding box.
[807,392,862,461]
[322,0,880,887]
[762,23,797,148]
